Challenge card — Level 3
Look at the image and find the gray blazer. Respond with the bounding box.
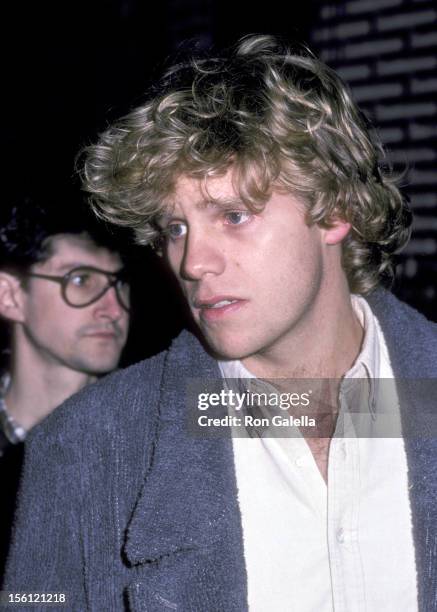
[3,289,437,611]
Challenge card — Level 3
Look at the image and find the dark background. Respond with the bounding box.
[3,0,436,363]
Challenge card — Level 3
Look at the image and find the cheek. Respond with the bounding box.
[256,236,321,297]
[166,240,183,264]
[166,250,183,282]
[24,302,55,329]
[24,285,62,315]
[121,312,131,332]
[34,301,82,333]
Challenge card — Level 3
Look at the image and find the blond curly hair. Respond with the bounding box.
[82,34,411,294]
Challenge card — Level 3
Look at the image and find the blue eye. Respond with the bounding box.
[167,223,187,239]
[224,211,252,225]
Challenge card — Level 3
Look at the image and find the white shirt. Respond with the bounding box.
[219,296,418,612]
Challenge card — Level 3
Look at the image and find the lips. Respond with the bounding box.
[81,326,121,339]
[86,332,116,338]
[192,295,247,321]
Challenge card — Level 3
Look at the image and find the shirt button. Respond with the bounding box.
[295,456,306,467]
[337,528,345,543]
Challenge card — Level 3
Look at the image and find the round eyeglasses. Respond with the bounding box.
[24,266,130,311]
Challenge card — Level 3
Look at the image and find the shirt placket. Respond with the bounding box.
[327,384,367,612]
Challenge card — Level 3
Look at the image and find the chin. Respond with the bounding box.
[76,357,121,376]
[202,333,257,362]
[95,360,121,374]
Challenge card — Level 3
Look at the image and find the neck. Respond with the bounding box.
[5,333,95,431]
[242,271,364,379]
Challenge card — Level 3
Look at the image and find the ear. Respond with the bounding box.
[323,218,351,246]
[0,272,26,323]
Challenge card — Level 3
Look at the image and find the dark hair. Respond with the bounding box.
[0,187,134,369]
[0,188,132,275]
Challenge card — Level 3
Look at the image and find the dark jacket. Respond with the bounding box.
[3,290,437,611]
[0,441,23,584]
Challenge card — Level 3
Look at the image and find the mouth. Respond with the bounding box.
[193,296,247,321]
[82,329,120,340]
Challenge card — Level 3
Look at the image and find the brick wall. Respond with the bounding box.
[311,0,437,320]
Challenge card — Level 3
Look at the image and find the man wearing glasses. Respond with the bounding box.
[0,193,130,578]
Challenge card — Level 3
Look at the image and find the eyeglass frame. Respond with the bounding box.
[23,265,131,311]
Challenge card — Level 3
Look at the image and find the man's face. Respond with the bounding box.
[161,171,337,366]
[19,234,129,375]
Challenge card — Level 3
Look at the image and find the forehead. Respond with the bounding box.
[33,233,122,273]
[165,172,242,214]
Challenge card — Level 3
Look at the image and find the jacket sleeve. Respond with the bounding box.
[2,423,87,612]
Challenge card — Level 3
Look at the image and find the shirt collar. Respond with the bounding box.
[344,295,380,417]
[0,372,27,444]
[346,295,380,381]
[219,294,381,416]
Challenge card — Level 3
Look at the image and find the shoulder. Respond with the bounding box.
[28,336,181,454]
[365,288,437,376]
[28,329,215,449]
[366,288,437,337]
[29,352,164,446]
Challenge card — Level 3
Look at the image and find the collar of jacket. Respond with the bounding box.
[124,288,437,611]
[124,329,248,610]
[366,289,437,612]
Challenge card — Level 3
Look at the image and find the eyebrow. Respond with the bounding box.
[157,197,247,224]
[52,262,122,274]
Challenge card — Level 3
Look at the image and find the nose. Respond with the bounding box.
[179,229,226,281]
[93,286,124,321]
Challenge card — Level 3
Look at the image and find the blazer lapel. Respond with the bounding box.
[123,331,248,610]
[367,290,437,611]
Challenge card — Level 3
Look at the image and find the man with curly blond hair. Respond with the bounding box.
[4,35,436,611]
